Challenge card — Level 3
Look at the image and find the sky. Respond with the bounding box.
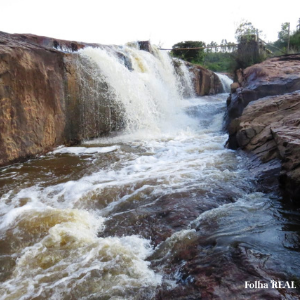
[0,0,299,49]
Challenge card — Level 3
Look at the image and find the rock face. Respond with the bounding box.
[226,54,300,204]
[186,62,223,96]
[0,31,66,165]
[0,31,117,166]
[226,55,300,127]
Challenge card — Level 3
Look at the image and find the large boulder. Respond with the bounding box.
[226,54,300,204]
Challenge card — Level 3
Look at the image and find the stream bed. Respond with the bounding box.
[1,93,300,299]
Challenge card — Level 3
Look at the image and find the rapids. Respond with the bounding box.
[0,45,299,299]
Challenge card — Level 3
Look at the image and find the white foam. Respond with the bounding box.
[79,46,195,136]
[0,210,160,300]
[216,73,233,93]
[52,145,119,155]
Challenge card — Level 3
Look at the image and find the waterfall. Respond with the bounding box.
[172,58,195,98]
[78,45,195,137]
[216,73,233,93]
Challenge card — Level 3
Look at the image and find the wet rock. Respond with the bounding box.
[0,31,66,166]
[225,54,300,204]
[138,41,153,53]
[174,60,223,96]
[226,54,300,128]
[188,63,223,96]
[0,31,124,166]
[227,91,300,203]
[230,82,240,93]
[153,231,296,299]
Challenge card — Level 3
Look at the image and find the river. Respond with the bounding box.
[0,45,299,299]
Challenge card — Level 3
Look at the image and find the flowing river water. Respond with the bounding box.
[0,45,300,299]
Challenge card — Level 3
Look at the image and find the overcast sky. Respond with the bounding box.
[1,0,299,48]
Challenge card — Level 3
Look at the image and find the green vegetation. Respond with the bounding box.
[235,21,261,42]
[203,41,236,72]
[170,18,300,74]
[203,52,234,72]
[171,41,205,64]
[272,19,300,53]
[171,40,236,72]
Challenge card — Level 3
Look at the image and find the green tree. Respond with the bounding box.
[171,41,205,64]
[290,30,300,52]
[273,20,300,53]
[278,22,290,43]
[235,21,261,42]
[203,40,237,72]
[234,21,265,69]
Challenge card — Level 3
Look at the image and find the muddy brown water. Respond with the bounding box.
[0,95,300,299]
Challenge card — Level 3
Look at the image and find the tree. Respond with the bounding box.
[290,30,300,52]
[171,41,205,64]
[273,20,300,53]
[278,22,290,43]
[234,21,265,69]
[235,21,261,42]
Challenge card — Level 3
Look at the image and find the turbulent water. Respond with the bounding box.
[0,45,300,299]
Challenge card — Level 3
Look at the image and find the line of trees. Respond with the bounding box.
[170,18,300,73]
[171,40,237,72]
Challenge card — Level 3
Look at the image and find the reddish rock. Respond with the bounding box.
[174,61,223,96]
[226,55,300,204]
[0,31,116,166]
[190,63,223,96]
[228,90,300,203]
[0,31,66,166]
[226,54,300,127]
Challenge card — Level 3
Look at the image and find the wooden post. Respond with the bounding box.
[287,22,290,54]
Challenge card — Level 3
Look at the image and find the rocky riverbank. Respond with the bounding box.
[226,54,300,204]
[0,31,222,167]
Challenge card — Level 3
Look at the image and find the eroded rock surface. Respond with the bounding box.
[0,31,66,166]
[0,31,118,166]
[182,61,223,96]
[226,54,300,127]
[188,63,223,96]
[226,54,300,203]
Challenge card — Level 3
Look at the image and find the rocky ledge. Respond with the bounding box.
[226,54,300,204]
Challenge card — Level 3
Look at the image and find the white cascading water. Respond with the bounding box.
[79,45,196,137]
[216,72,232,93]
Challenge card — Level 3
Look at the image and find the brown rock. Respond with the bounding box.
[0,32,66,166]
[181,62,223,96]
[227,91,300,203]
[230,82,240,93]
[0,31,121,166]
[226,54,300,128]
